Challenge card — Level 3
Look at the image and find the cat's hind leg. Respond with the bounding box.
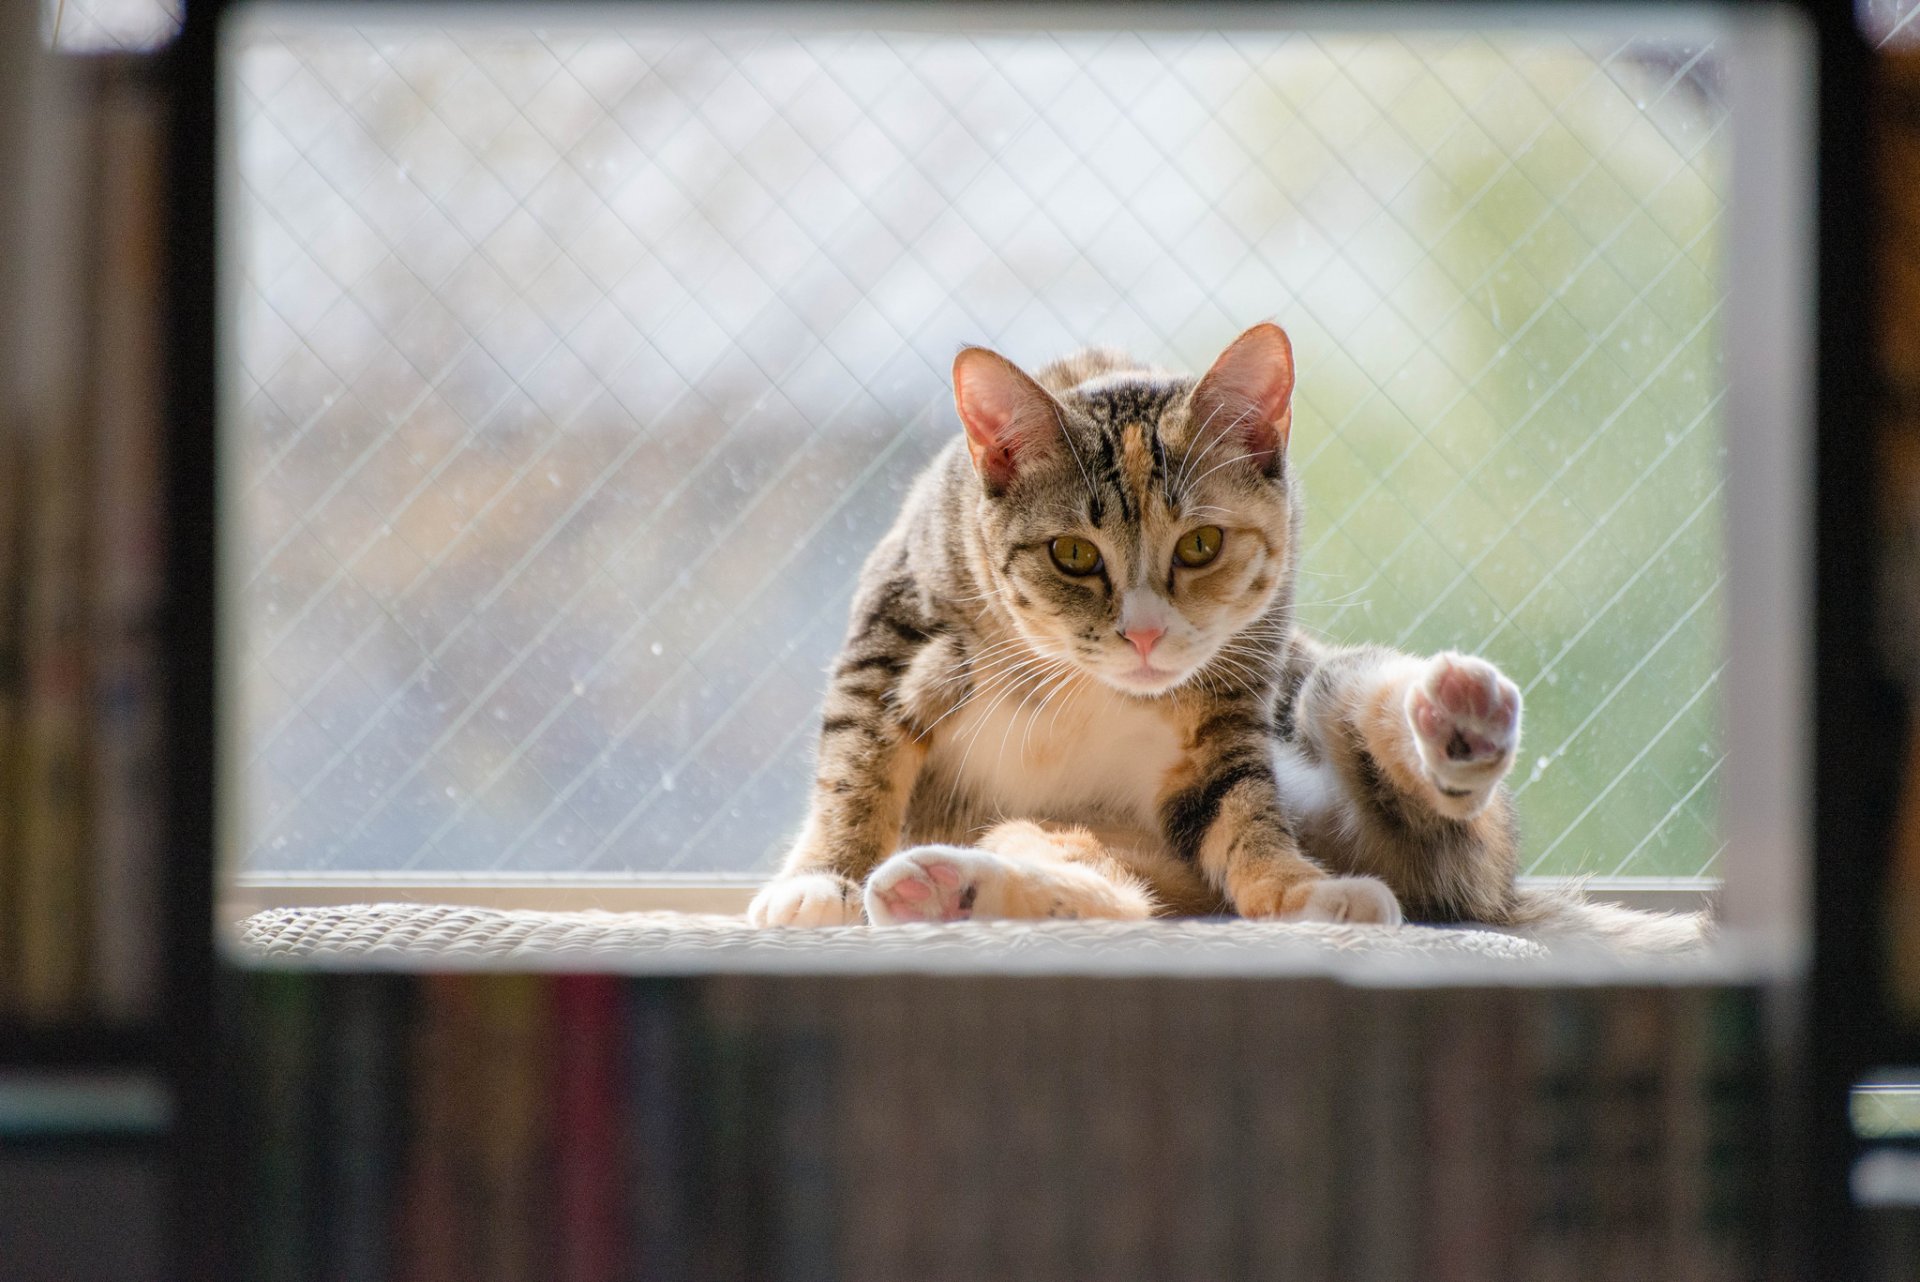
[863,821,1157,925]
[1294,646,1521,822]
[1400,651,1523,819]
[1285,642,1522,922]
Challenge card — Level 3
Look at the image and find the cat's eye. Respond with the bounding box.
[1049,535,1103,576]
[1175,525,1224,568]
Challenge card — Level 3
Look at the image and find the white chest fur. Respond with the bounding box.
[920,674,1186,826]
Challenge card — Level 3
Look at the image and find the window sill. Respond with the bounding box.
[221,873,1716,924]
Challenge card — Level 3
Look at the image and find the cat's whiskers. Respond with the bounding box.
[1227,621,1292,650]
[1293,588,1373,612]
[948,654,1074,805]
[939,623,1050,671]
[913,632,1052,713]
[1201,650,1272,692]
[1052,650,1121,741]
[1217,627,1283,655]
[1009,666,1072,766]
[918,648,1061,730]
[940,586,1008,606]
[970,631,1069,676]
[1182,434,1268,494]
[1173,395,1239,494]
[1170,400,1228,497]
[1181,504,1234,522]
[1211,647,1280,681]
[1221,629,1289,665]
[1019,661,1084,762]
[952,643,1064,704]
[1173,403,1258,496]
[928,655,1069,821]
[1217,618,1290,651]
[955,634,1042,671]
[949,655,1059,707]
[1202,628,1287,685]
[1182,405,1261,492]
[1047,399,1103,511]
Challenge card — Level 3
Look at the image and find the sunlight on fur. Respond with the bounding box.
[747,324,1706,949]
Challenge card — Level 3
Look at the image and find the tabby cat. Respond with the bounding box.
[746,323,1524,928]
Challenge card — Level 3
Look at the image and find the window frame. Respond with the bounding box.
[210,0,1815,952]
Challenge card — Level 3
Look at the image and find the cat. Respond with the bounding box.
[746,322,1527,929]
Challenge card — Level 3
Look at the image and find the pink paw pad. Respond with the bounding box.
[865,848,987,925]
[1412,695,1502,762]
[888,877,931,905]
[1409,653,1521,773]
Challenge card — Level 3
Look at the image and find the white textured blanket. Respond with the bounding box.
[234,901,1718,980]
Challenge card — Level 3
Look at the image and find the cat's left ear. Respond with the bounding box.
[1187,323,1295,478]
[953,346,1067,495]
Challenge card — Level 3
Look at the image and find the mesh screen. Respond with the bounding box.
[44,0,179,50]
[1863,0,1920,48]
[232,20,1728,880]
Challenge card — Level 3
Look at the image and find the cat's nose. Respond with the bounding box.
[1123,626,1165,660]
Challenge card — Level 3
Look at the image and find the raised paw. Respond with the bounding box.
[747,871,864,927]
[1405,651,1521,816]
[1279,875,1404,926]
[864,846,1007,926]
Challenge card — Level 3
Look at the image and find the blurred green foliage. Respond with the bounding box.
[1273,39,1725,878]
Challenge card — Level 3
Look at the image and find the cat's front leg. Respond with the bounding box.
[746,732,925,926]
[747,868,864,928]
[1164,706,1402,926]
[747,581,943,926]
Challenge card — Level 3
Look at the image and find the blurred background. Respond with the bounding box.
[41,0,177,49]
[224,17,1728,883]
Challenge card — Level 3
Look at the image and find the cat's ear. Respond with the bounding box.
[1187,323,1295,477]
[953,347,1066,493]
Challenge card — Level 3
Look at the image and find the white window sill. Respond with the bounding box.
[221,873,1717,924]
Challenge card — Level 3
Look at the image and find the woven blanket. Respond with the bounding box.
[233,902,1718,979]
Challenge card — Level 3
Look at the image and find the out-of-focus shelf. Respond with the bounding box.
[0,1067,173,1142]
[0,1024,165,1072]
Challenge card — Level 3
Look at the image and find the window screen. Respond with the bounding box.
[231,14,1727,882]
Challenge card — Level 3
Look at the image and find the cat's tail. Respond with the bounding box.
[1502,881,1715,956]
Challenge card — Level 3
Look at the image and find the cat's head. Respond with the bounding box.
[952,323,1299,697]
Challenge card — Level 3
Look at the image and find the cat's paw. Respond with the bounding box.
[747,871,864,926]
[1233,872,1403,925]
[865,846,1005,925]
[1278,875,1404,926]
[1405,651,1521,817]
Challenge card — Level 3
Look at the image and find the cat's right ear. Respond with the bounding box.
[953,347,1064,494]
[1188,322,1295,478]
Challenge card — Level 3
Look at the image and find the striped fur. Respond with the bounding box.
[748,324,1523,928]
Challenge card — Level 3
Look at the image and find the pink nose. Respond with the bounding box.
[1124,627,1165,660]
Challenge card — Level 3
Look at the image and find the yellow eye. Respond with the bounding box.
[1048,535,1103,576]
[1174,525,1224,568]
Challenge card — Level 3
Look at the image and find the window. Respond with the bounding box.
[227,8,1744,906]
[44,0,181,51]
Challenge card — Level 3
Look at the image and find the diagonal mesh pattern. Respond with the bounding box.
[1852,1085,1920,1140]
[231,20,1728,881]
[43,0,180,51]
[1863,0,1920,49]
